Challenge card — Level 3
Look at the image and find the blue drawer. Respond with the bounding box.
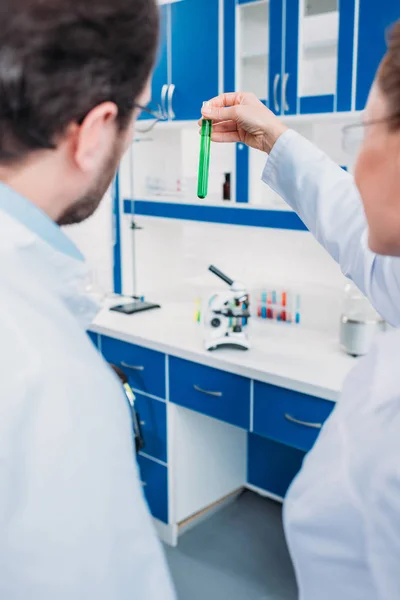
[135,392,167,463]
[100,336,166,399]
[87,331,99,348]
[253,382,334,452]
[169,357,251,429]
[137,455,168,524]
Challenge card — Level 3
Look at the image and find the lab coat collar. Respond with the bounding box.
[0,181,84,262]
[0,184,100,330]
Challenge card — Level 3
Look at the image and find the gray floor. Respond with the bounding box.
[164,491,298,600]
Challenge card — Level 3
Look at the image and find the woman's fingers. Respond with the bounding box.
[204,92,244,108]
[211,131,241,143]
[211,120,238,133]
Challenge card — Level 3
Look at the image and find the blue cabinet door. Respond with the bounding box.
[336,0,357,112]
[170,0,219,120]
[247,434,305,498]
[269,0,284,115]
[137,455,169,523]
[356,0,399,111]
[283,0,299,115]
[139,4,169,121]
[135,392,168,463]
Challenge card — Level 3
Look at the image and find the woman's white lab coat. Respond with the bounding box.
[263,130,400,600]
[0,193,175,599]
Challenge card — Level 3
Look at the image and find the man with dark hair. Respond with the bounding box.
[0,1,176,598]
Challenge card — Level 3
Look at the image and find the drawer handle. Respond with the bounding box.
[121,362,145,372]
[193,385,223,398]
[285,414,322,430]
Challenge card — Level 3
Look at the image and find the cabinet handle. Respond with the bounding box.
[140,421,146,426]
[193,385,223,398]
[283,73,289,112]
[168,83,176,120]
[285,414,322,430]
[161,84,168,118]
[121,362,145,372]
[141,481,147,487]
[273,73,280,113]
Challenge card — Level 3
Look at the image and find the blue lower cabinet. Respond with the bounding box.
[137,455,168,524]
[100,336,166,399]
[248,434,305,498]
[135,393,167,463]
[253,382,334,452]
[87,331,98,348]
[169,357,251,429]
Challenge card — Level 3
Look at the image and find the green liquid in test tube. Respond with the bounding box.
[197,102,212,199]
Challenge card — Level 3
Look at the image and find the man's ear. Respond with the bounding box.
[73,102,118,172]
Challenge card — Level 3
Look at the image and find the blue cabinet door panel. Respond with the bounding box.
[300,95,335,115]
[137,455,169,523]
[100,336,166,399]
[169,357,251,429]
[224,0,236,92]
[140,4,169,121]
[284,0,299,115]
[170,0,219,120]
[248,434,305,498]
[336,0,356,112]
[269,0,284,115]
[356,0,400,111]
[135,392,168,463]
[253,381,334,452]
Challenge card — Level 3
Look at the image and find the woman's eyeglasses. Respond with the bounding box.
[135,102,168,133]
[342,114,400,155]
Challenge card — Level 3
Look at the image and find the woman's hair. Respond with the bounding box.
[0,0,159,164]
[378,19,400,130]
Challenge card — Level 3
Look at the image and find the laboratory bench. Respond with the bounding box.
[88,302,355,546]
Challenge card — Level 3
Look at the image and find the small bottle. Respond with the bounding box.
[223,173,231,201]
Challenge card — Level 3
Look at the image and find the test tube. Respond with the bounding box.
[197,102,212,199]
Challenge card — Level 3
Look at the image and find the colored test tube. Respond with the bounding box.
[262,291,267,319]
[282,291,287,322]
[296,294,301,324]
[197,102,212,199]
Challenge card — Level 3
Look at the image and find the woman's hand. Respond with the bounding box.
[199,92,288,154]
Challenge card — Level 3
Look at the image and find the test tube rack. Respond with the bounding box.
[253,289,301,325]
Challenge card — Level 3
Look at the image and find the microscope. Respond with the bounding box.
[204,265,251,351]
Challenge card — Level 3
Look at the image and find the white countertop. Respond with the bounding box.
[91,301,357,402]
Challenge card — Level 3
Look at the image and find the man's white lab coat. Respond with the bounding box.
[263,130,400,600]
[0,184,175,599]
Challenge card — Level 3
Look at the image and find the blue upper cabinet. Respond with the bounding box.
[139,4,169,121]
[291,0,356,115]
[169,0,220,120]
[356,0,400,111]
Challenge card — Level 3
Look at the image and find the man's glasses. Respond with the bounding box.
[135,102,168,133]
